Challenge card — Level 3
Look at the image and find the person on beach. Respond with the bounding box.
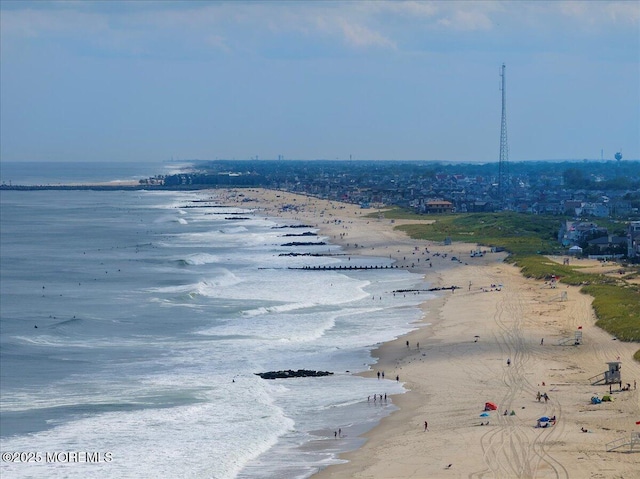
[406,340,409,349]
[424,421,429,431]
[507,358,511,366]
[396,375,399,382]
[382,371,385,379]
[377,371,380,379]
[338,428,342,437]
[540,338,544,345]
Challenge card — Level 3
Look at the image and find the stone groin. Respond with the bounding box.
[281,242,327,247]
[289,264,401,270]
[272,224,315,229]
[281,232,318,237]
[393,286,459,292]
[256,369,334,380]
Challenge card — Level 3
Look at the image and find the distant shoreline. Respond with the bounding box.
[1,183,199,191]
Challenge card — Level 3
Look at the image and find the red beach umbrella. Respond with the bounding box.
[484,402,498,411]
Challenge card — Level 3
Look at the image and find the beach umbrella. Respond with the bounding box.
[480,412,490,417]
[485,402,498,411]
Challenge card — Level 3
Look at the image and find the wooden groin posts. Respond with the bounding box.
[289,264,402,271]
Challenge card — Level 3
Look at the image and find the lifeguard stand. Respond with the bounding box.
[558,329,582,346]
[604,361,621,384]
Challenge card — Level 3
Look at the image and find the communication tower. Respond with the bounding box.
[498,63,509,207]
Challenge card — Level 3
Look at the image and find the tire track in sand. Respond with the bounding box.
[469,270,568,479]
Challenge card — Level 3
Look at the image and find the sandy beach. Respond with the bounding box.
[225,188,640,478]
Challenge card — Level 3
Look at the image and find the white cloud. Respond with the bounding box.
[1,0,638,57]
[360,0,439,18]
[437,8,494,31]
[0,7,109,38]
[336,17,396,49]
[204,34,230,53]
[555,1,639,28]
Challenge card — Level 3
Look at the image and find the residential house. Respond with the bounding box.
[628,221,640,258]
[425,200,454,214]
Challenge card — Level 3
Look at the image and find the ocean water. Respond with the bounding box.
[0,160,185,186]
[0,164,434,479]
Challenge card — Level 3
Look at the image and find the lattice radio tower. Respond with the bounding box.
[498,63,509,207]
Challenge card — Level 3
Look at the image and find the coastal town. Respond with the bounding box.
[157,158,640,260]
[5,159,640,260]
[154,159,640,219]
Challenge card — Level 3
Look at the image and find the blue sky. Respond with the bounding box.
[1,0,638,163]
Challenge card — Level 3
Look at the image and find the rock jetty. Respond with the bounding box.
[281,232,318,237]
[280,241,326,247]
[256,369,334,380]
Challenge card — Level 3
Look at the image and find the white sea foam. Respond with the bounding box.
[149,271,244,296]
[242,300,322,317]
[1,373,296,479]
[221,225,248,234]
[180,253,221,265]
[0,189,434,479]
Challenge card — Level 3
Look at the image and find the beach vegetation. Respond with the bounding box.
[386,210,564,255]
[509,256,640,342]
[384,209,640,359]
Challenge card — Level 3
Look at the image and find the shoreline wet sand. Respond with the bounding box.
[224,188,640,478]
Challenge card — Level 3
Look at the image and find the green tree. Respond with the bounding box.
[563,168,588,188]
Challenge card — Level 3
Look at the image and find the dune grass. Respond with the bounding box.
[378,209,640,360]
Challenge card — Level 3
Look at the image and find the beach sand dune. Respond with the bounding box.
[223,188,640,478]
